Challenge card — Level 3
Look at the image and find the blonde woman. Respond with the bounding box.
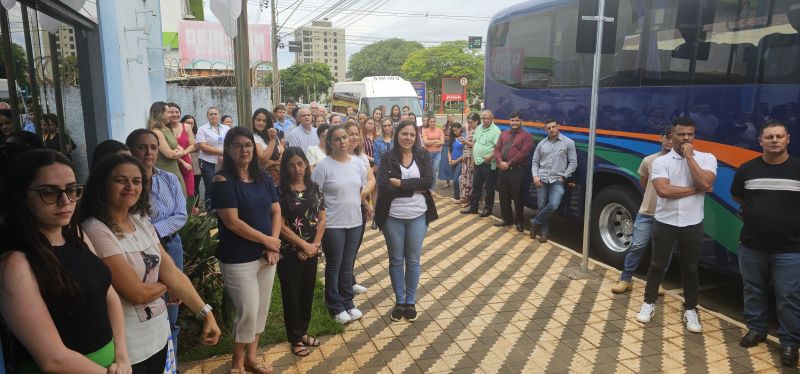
[147,101,187,195]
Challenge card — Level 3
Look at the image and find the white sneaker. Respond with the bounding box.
[684,309,703,333]
[636,303,655,323]
[334,311,352,325]
[347,308,363,321]
[353,284,368,294]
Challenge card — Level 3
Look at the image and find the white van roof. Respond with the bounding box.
[360,76,417,98]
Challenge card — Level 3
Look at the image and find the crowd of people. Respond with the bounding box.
[0,98,798,372]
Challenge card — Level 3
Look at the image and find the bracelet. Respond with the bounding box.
[196,303,212,320]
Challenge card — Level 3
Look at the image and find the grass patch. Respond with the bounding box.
[177,275,343,363]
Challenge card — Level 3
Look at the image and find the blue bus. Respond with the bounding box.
[485,0,800,273]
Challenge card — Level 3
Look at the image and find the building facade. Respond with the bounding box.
[293,20,346,82]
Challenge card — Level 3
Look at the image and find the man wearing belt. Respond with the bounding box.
[461,110,502,217]
[731,120,800,366]
[493,112,534,232]
[635,116,717,334]
[529,118,577,243]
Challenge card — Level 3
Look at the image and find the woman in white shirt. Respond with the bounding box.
[306,124,329,171]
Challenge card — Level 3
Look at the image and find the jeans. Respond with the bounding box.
[739,245,800,347]
[163,234,183,357]
[532,181,565,235]
[620,213,673,282]
[199,159,217,209]
[321,227,361,315]
[383,214,428,305]
[469,163,497,212]
[429,151,441,189]
[644,221,703,309]
[452,162,463,200]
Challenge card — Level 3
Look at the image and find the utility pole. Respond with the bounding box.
[271,0,281,106]
[234,0,252,128]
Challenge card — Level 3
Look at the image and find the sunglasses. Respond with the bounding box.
[28,185,85,204]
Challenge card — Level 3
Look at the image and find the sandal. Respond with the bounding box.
[301,335,321,347]
[243,363,273,374]
[292,342,311,357]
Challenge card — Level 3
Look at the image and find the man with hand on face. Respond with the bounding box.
[636,116,717,334]
[731,120,800,367]
[529,118,577,243]
[493,111,534,232]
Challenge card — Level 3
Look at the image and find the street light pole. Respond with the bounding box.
[271,0,281,106]
[233,0,252,128]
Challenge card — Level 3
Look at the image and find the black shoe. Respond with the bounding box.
[739,330,767,348]
[529,222,538,240]
[479,210,492,218]
[494,221,512,227]
[515,224,524,232]
[404,304,418,321]
[371,221,377,230]
[782,346,799,367]
[390,304,405,322]
[460,208,478,214]
[538,234,548,243]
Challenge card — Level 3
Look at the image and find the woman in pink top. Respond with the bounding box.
[175,114,196,197]
[421,116,444,191]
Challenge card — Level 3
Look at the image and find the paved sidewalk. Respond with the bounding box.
[180,197,792,373]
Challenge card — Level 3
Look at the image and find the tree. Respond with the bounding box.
[401,40,484,100]
[348,38,423,80]
[281,62,334,103]
[60,55,79,85]
[0,43,28,85]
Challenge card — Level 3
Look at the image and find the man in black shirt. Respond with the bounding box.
[731,120,800,367]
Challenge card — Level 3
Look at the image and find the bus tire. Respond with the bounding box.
[590,185,640,269]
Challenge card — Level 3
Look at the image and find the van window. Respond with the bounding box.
[361,97,423,117]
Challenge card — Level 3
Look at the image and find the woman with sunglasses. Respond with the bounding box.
[80,153,220,373]
[0,149,131,373]
[212,126,281,374]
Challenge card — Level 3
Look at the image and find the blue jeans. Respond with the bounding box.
[321,227,361,315]
[199,159,217,209]
[619,213,673,282]
[532,181,565,235]
[383,214,428,305]
[429,151,441,189]
[163,234,183,357]
[452,162,463,200]
[739,245,800,347]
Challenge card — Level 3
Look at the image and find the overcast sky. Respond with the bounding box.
[203,0,522,69]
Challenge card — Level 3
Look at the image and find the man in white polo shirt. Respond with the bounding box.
[286,107,319,153]
[635,116,717,334]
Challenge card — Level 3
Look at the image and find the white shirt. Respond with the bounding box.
[196,123,231,163]
[307,145,326,166]
[389,160,427,219]
[651,149,717,227]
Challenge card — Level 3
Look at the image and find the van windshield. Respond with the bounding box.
[360,97,423,117]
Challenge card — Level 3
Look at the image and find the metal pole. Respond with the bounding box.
[0,7,20,127]
[48,33,67,155]
[271,0,281,106]
[579,0,609,273]
[233,0,252,129]
[21,6,41,137]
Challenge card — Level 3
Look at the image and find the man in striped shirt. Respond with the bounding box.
[731,119,800,367]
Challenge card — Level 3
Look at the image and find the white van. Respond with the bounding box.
[332,76,423,127]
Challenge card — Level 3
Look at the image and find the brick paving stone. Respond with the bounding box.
[178,197,797,373]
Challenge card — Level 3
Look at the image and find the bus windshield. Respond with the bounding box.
[360,97,423,117]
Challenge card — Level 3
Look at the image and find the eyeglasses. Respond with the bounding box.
[229,143,254,151]
[28,185,85,204]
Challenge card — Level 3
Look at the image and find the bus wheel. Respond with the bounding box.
[591,185,640,268]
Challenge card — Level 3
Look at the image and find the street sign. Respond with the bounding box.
[460,77,468,86]
[411,81,427,111]
[468,36,482,49]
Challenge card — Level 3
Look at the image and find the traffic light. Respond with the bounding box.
[468,36,482,49]
[288,41,302,52]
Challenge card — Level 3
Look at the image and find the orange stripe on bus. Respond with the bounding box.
[493,119,760,168]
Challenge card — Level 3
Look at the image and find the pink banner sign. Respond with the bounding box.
[178,21,271,64]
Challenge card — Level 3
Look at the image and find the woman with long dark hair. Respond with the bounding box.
[375,119,438,322]
[277,147,326,356]
[448,122,465,202]
[0,149,132,373]
[389,104,402,127]
[211,126,281,374]
[170,104,196,197]
[459,113,481,206]
[81,154,220,373]
[311,125,368,324]
[252,108,283,184]
[182,114,202,199]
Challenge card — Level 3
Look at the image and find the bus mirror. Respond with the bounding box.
[576,0,619,54]
[671,42,710,61]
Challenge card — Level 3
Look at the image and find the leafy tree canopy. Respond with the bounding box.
[348,38,423,81]
[401,40,484,96]
[281,62,334,103]
[0,43,28,84]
